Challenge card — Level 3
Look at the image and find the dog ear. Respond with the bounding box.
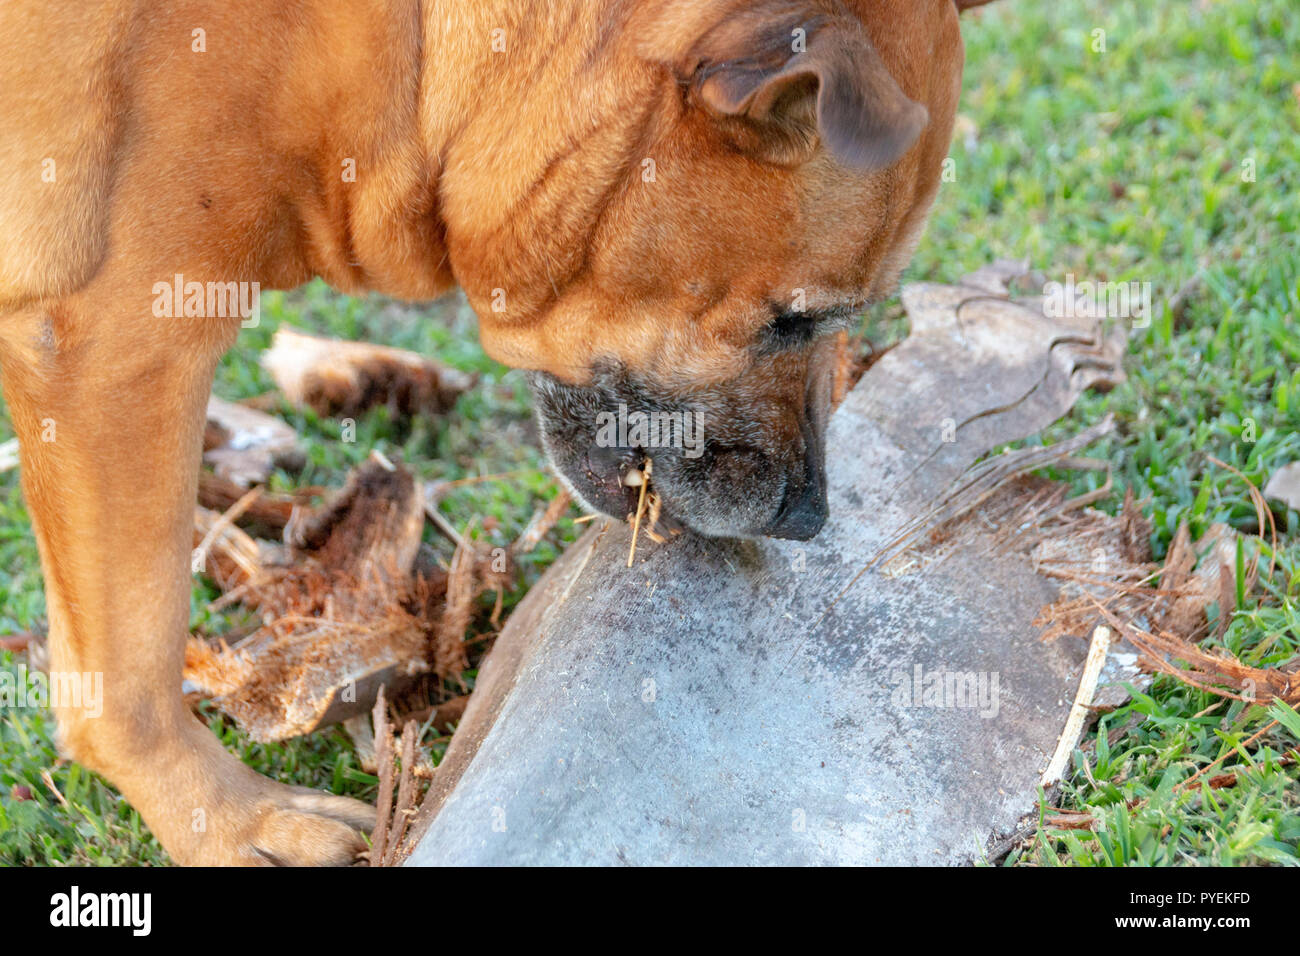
[954,0,999,10]
[677,2,928,170]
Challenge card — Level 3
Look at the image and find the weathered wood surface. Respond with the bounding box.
[405,264,1131,866]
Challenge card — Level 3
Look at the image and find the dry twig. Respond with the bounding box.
[1041,626,1112,787]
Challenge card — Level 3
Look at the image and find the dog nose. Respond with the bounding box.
[766,477,828,540]
[766,443,828,540]
[765,405,829,541]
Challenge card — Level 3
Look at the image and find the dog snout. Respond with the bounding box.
[763,391,829,540]
[577,444,643,515]
[763,447,828,541]
[585,443,640,484]
[528,368,833,541]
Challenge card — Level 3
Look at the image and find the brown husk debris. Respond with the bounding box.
[184,454,515,742]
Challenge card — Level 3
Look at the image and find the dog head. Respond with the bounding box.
[445,0,972,539]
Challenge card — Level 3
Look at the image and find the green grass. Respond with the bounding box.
[0,289,586,866]
[3,0,1299,865]
[939,0,1300,866]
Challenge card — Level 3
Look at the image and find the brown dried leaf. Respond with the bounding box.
[262,328,474,419]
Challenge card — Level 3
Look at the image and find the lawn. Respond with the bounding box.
[3,0,1299,866]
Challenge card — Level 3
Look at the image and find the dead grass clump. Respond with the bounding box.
[186,455,464,741]
[261,328,474,419]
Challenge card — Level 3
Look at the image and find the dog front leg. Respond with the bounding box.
[0,302,373,865]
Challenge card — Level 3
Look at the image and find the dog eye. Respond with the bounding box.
[767,309,818,343]
[760,306,855,352]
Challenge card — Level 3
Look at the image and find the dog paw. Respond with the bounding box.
[241,790,376,867]
[99,729,376,866]
[74,712,377,866]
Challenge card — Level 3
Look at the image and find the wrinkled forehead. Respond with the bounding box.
[470,0,964,386]
[491,157,943,388]
[594,158,882,299]
[584,142,946,361]
[591,10,963,317]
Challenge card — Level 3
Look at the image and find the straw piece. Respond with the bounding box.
[626,459,651,567]
[1041,625,1111,787]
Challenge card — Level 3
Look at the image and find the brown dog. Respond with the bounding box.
[0,0,978,864]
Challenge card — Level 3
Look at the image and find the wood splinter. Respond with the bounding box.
[626,458,652,567]
[1041,624,1112,787]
